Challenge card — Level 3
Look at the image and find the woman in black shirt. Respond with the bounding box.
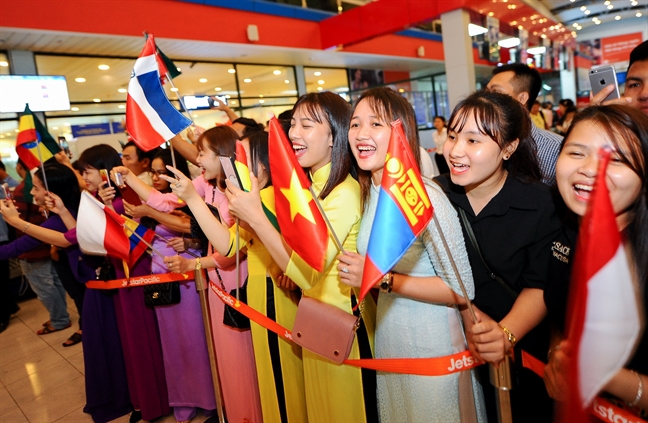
[435,90,561,422]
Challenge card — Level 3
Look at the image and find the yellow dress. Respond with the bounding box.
[285,163,377,423]
[226,186,307,423]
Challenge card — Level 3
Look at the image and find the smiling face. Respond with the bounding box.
[196,146,221,181]
[289,105,333,173]
[29,175,47,206]
[444,111,515,193]
[81,167,103,192]
[625,60,648,116]
[151,158,170,192]
[556,121,642,229]
[348,99,392,184]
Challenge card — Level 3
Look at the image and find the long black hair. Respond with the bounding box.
[76,144,124,197]
[246,131,272,188]
[195,126,238,189]
[35,162,82,215]
[448,89,541,183]
[291,92,354,200]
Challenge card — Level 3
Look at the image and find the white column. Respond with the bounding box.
[441,9,476,109]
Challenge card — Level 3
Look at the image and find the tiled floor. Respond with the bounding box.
[0,296,212,423]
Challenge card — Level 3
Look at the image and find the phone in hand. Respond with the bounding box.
[589,65,620,102]
[218,156,242,190]
[58,136,71,158]
[100,169,112,188]
[119,185,142,207]
[208,95,228,108]
[1,183,11,201]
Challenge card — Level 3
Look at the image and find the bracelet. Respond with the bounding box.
[379,272,394,293]
[499,324,517,347]
[23,222,31,233]
[628,370,644,407]
[547,345,562,362]
[195,258,202,270]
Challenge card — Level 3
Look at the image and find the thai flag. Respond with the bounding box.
[126,34,191,152]
[358,120,434,302]
[76,191,130,262]
[558,148,642,422]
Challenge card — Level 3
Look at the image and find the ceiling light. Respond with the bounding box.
[230,100,237,104]
[243,78,252,83]
[604,0,610,4]
[176,67,181,72]
[533,31,539,36]
[65,122,70,126]
[573,23,579,27]
[118,88,127,93]
[259,94,264,98]
[0,61,9,67]
[580,6,586,11]
[273,70,281,75]
[259,99,265,103]
[170,87,178,92]
[631,0,637,5]
[228,68,236,74]
[607,4,613,9]
[511,20,517,25]
[527,46,547,55]
[637,12,643,17]
[317,87,323,91]
[317,80,325,85]
[314,71,322,76]
[488,12,494,16]
[225,95,231,98]
[93,98,101,103]
[498,37,520,48]
[468,23,488,36]
[518,25,524,29]
[118,105,125,109]
[215,87,222,91]
[398,88,405,93]
[615,15,621,20]
[0,135,4,139]
[541,34,547,38]
[584,10,591,14]
[75,77,86,83]
[98,64,110,70]
[71,107,79,111]
[13,129,18,133]
[53,126,58,130]
[199,78,208,83]
[285,79,290,84]
[595,20,602,24]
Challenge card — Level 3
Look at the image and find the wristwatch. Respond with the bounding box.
[499,324,517,347]
[379,272,394,293]
[195,258,202,270]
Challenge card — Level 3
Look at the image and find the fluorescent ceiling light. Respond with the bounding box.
[527,46,547,55]
[468,24,488,36]
[498,37,521,48]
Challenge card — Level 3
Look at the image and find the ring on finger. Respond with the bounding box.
[341,267,349,274]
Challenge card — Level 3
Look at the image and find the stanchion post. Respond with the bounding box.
[194,266,226,423]
[490,355,515,423]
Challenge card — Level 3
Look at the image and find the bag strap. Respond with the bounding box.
[457,207,519,299]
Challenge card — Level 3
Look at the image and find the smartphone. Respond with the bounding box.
[218,156,242,190]
[1,183,11,201]
[208,95,228,108]
[100,169,112,188]
[58,136,71,157]
[119,184,142,207]
[589,65,620,102]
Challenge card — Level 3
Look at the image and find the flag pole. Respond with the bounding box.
[35,142,49,218]
[308,187,344,253]
[122,223,166,259]
[235,218,241,301]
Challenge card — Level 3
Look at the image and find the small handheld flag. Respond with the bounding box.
[126,34,192,152]
[122,215,156,266]
[268,117,328,272]
[16,105,61,170]
[235,141,252,192]
[76,192,130,262]
[358,120,433,302]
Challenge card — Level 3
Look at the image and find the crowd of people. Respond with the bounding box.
[0,40,646,423]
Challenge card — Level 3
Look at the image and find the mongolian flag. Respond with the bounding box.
[16,105,61,170]
[126,34,191,152]
[123,215,155,266]
[235,140,252,192]
[358,120,433,302]
[76,192,130,262]
[268,116,328,272]
[557,148,642,422]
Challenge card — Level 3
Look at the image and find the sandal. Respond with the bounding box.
[62,332,82,347]
[37,322,71,335]
[42,320,51,327]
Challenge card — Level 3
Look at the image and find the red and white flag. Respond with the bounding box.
[76,191,130,262]
[559,148,642,422]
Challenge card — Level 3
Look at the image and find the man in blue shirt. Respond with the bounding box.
[0,160,20,188]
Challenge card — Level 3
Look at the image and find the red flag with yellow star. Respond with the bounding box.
[268,117,328,272]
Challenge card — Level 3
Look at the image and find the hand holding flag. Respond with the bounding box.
[268,117,329,272]
[76,192,130,262]
[358,120,433,302]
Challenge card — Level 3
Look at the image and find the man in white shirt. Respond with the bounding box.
[121,141,155,186]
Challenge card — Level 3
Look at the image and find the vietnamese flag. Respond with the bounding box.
[557,148,641,422]
[358,120,433,302]
[268,117,328,272]
[235,141,252,192]
[16,105,61,170]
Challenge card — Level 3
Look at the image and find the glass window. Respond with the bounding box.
[0,120,19,164]
[240,97,298,126]
[0,52,9,75]
[236,64,297,99]
[304,67,349,95]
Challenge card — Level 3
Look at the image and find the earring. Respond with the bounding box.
[504,155,510,160]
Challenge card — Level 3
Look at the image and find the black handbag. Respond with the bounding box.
[144,282,181,307]
[96,258,117,297]
[215,268,250,330]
